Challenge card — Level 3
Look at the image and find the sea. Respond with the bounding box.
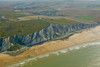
[6,39,100,67]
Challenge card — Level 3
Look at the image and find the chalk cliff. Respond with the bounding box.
[0,23,99,52]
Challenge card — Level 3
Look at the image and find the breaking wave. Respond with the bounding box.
[6,40,100,67]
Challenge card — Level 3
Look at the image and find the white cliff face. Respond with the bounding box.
[0,23,99,52]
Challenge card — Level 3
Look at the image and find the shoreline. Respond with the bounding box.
[0,26,100,67]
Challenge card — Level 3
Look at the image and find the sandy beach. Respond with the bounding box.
[0,26,100,67]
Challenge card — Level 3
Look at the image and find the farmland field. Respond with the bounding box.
[76,16,96,20]
[0,0,100,38]
[0,0,100,67]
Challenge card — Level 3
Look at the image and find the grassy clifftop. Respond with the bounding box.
[0,17,80,38]
[0,10,83,38]
[0,20,50,38]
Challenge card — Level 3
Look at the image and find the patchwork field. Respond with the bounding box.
[0,1,100,38]
[76,16,96,20]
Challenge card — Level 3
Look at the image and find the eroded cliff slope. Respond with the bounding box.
[0,23,99,52]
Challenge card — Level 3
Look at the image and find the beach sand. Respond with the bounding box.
[0,26,100,67]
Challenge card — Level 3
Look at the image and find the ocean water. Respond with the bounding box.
[7,40,100,67]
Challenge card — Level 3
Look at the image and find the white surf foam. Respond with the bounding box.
[7,40,100,67]
[59,49,68,53]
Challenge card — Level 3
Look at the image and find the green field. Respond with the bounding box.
[76,16,95,20]
[44,18,79,25]
[0,10,26,20]
[18,15,79,24]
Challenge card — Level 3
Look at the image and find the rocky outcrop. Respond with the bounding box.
[0,23,100,52]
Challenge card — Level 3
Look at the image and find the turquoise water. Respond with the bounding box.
[7,40,100,67]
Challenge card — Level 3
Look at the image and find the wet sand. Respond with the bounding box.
[0,26,100,67]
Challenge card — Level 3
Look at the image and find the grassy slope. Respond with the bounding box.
[0,17,80,38]
[0,20,50,38]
